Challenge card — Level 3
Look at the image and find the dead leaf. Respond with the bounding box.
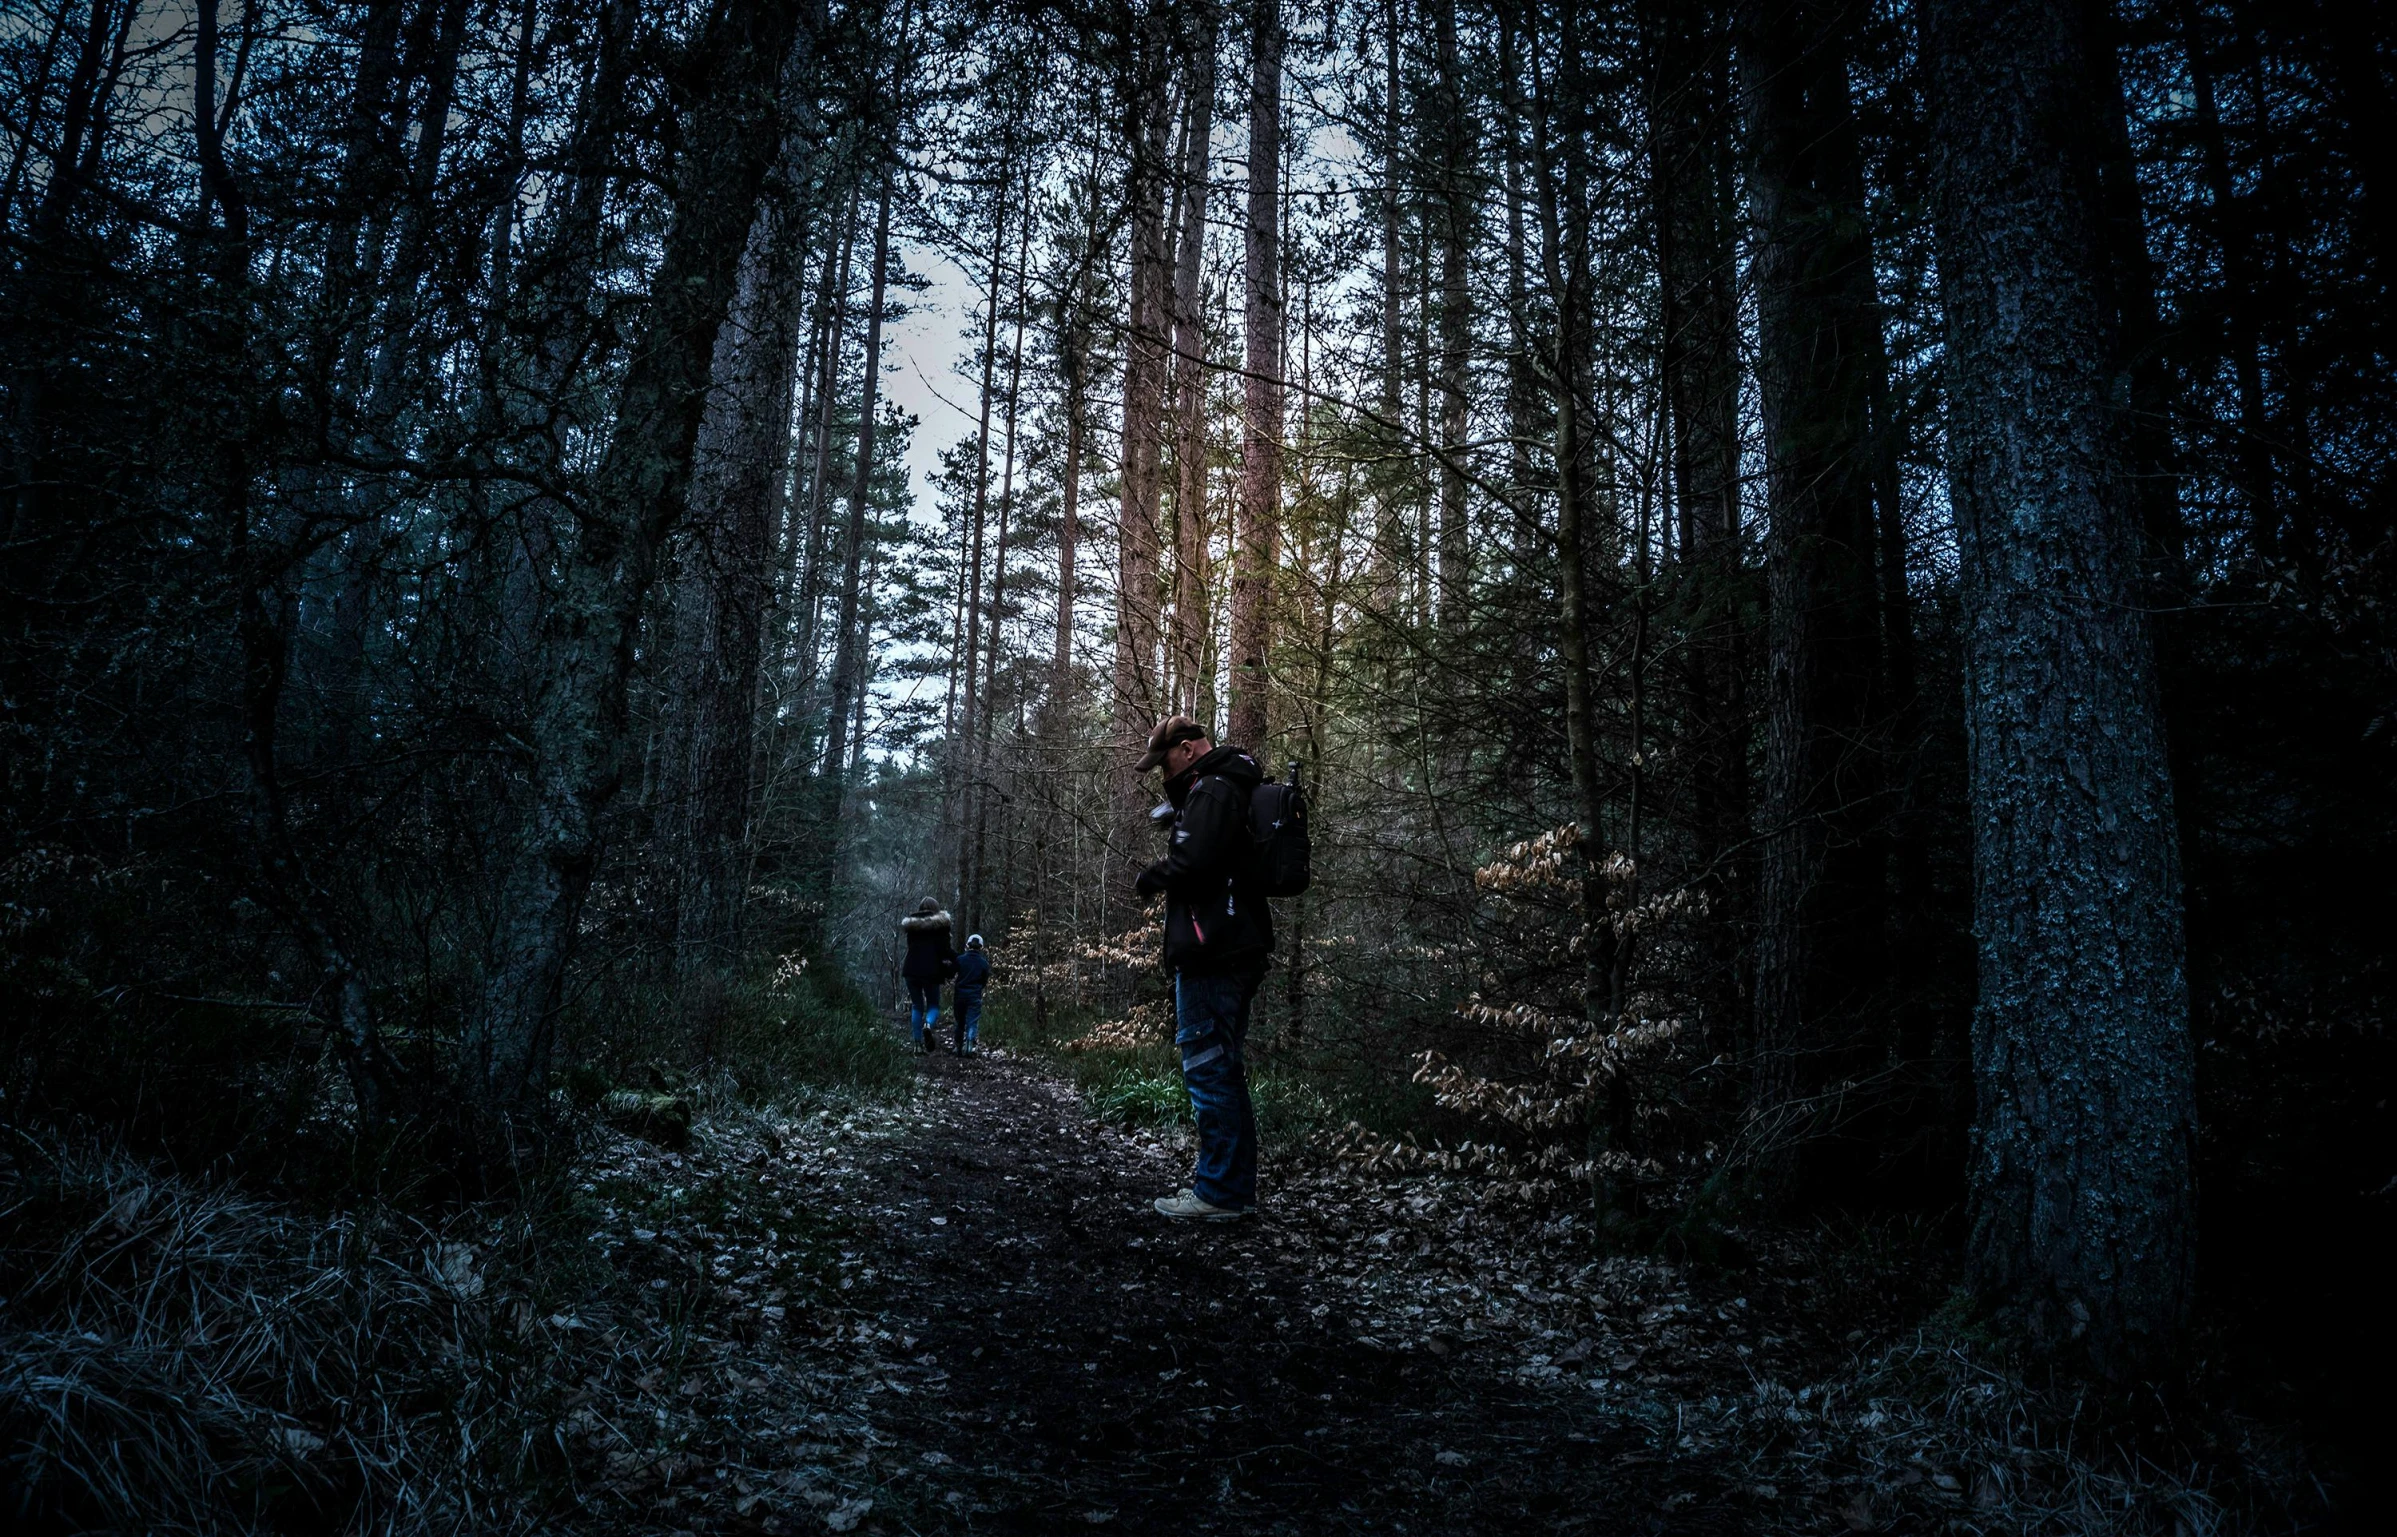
[824,1495,873,1531]
[426,1243,484,1299]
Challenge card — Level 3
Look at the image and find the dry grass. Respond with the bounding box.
[0,1131,571,1534]
[1688,1324,2325,1535]
[0,1084,900,1536]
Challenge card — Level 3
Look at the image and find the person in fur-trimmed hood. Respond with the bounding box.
[899,898,957,1052]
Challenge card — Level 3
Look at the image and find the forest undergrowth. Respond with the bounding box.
[958,990,2334,1536]
[0,994,2334,1536]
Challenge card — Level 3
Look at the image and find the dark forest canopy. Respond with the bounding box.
[1,0,2390,1509]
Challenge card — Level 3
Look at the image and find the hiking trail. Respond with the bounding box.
[807,1051,1745,1534]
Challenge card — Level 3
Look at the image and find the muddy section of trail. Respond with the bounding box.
[845,1054,1739,1535]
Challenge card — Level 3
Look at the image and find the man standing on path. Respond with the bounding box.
[1133,716,1273,1220]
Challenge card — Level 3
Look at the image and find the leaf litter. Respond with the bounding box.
[4,1051,2322,1534]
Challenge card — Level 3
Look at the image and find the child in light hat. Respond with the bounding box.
[951,934,990,1056]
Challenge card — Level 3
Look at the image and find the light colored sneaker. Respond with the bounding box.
[1153,1189,1248,1221]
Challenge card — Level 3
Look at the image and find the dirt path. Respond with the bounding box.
[838,1053,1739,1535]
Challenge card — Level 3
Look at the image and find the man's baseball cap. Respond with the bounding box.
[1136,714,1209,773]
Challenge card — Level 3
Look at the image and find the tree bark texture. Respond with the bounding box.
[955,178,1010,911]
[822,157,896,814]
[971,201,1035,931]
[1169,19,1216,721]
[1531,7,1614,1035]
[1052,146,1101,716]
[1737,0,1894,1175]
[790,185,861,706]
[1227,0,1282,751]
[1052,205,1098,713]
[1649,0,1749,1053]
[1374,0,1408,613]
[660,71,819,989]
[1922,0,2197,1375]
[1496,6,1540,559]
[467,0,806,1108]
[1432,0,1473,621]
[1115,36,1173,747]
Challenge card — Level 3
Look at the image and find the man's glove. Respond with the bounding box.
[1134,862,1166,899]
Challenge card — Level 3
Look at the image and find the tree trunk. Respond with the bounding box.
[1922,0,2197,1377]
[1649,0,1749,1057]
[790,184,862,706]
[1432,0,1472,622]
[822,154,897,816]
[1115,37,1173,747]
[1496,5,1539,558]
[1737,0,1893,1184]
[1531,4,1613,1037]
[955,173,1011,911]
[661,71,820,993]
[820,5,915,827]
[1227,0,1282,751]
[467,0,807,1108]
[1052,137,1103,719]
[1374,0,1407,614]
[1169,22,1217,721]
[1054,282,1093,711]
[971,193,1035,932]
[773,214,839,643]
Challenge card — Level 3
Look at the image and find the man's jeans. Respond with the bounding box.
[1175,966,1263,1210]
[953,990,982,1050]
[907,980,942,1048]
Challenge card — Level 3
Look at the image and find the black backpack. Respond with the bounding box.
[1246,761,1313,898]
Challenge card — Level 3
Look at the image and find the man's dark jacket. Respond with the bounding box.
[954,949,990,996]
[1136,744,1274,974]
